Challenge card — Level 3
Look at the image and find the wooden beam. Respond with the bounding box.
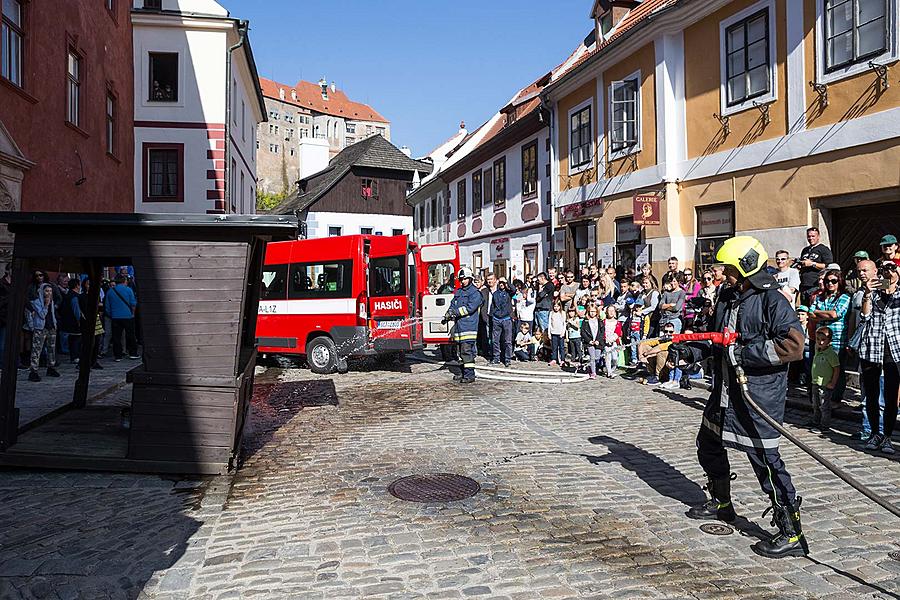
[73,259,102,409]
[0,258,30,449]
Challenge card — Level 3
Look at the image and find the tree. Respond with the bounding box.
[256,189,286,212]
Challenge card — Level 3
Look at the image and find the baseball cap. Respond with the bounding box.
[880,234,898,245]
[823,263,841,271]
[796,305,810,313]
[853,250,870,259]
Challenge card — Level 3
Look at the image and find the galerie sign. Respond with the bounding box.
[632,193,661,226]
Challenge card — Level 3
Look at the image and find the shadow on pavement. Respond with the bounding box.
[805,556,900,599]
[587,434,706,507]
[0,473,203,599]
[587,434,773,542]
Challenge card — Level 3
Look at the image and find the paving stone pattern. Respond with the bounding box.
[2,354,900,599]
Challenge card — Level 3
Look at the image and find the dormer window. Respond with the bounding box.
[591,0,640,41]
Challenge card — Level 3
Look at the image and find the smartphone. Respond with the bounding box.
[874,278,891,290]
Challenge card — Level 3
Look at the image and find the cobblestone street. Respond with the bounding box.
[2,354,900,599]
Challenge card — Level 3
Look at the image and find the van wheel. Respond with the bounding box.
[307,337,338,374]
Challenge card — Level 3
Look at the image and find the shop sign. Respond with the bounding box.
[560,197,603,221]
[633,193,661,226]
[490,237,510,261]
[616,219,641,243]
[698,204,734,237]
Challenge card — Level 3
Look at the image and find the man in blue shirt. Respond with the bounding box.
[104,274,139,361]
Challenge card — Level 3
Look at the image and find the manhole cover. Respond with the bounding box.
[699,523,734,536]
[889,550,900,562]
[388,473,480,502]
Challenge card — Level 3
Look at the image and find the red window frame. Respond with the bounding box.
[142,142,184,202]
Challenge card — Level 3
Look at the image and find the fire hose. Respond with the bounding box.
[664,329,900,520]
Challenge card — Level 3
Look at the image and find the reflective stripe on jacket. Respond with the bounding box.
[449,283,483,342]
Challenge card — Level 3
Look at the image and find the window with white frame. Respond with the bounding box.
[328,226,342,237]
[1,0,24,87]
[66,49,81,126]
[569,105,592,170]
[725,8,771,105]
[825,0,889,71]
[609,74,640,155]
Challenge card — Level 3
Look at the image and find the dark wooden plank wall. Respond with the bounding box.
[311,169,413,216]
[131,241,248,377]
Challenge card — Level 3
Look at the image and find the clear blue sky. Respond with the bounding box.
[219,0,591,157]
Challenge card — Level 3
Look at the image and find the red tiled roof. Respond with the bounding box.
[553,0,678,83]
[258,76,389,123]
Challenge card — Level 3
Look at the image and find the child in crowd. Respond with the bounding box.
[603,305,622,378]
[514,321,536,362]
[810,326,840,432]
[581,304,604,380]
[565,307,583,368]
[548,300,566,367]
[796,306,811,386]
[535,327,551,362]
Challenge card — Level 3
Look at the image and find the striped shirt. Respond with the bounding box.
[812,292,850,352]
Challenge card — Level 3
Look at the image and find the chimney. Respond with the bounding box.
[318,77,328,99]
[297,136,330,180]
[330,81,336,93]
[400,146,411,157]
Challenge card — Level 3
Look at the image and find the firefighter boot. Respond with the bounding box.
[687,474,736,522]
[752,498,809,559]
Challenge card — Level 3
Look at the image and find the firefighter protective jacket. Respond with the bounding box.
[447,283,483,342]
[688,272,804,454]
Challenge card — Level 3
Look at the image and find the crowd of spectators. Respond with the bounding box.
[466,227,900,454]
[0,267,141,382]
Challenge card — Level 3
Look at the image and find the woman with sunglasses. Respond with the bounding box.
[857,260,900,454]
[810,269,851,402]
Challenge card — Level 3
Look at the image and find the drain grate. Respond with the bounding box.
[889,550,900,562]
[388,473,480,502]
[699,523,734,536]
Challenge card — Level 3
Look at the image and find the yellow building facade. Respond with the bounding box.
[546,0,900,274]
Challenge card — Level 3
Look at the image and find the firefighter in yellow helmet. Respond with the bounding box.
[668,236,807,558]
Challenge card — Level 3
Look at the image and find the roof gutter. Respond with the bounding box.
[541,0,683,100]
[224,20,249,214]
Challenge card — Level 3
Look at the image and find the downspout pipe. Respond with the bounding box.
[224,20,249,214]
[540,93,557,267]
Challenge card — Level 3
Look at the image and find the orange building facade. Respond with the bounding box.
[546,0,900,273]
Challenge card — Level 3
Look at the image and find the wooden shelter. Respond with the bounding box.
[0,213,297,474]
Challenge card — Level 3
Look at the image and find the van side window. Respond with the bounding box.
[289,261,353,299]
[370,256,405,297]
[261,264,288,300]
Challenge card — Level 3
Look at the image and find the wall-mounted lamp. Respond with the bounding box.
[74,150,86,186]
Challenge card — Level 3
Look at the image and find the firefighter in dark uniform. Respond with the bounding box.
[669,236,807,558]
[443,267,483,384]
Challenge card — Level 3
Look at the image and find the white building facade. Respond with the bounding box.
[435,83,553,282]
[132,0,266,214]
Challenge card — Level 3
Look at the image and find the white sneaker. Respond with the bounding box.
[659,380,680,390]
[881,439,895,455]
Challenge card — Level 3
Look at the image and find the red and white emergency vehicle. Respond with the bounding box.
[256,234,459,373]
